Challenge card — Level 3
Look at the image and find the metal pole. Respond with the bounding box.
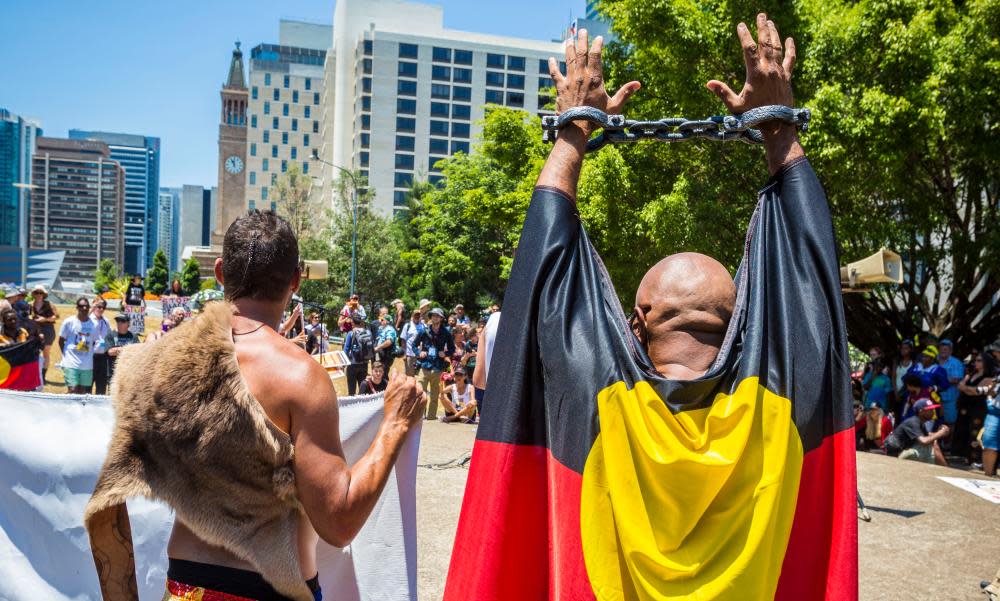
[18,185,27,287]
[350,184,358,295]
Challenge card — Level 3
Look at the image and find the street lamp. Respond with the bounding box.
[311,148,361,296]
[12,182,39,288]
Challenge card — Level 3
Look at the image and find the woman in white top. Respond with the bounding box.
[440,367,476,423]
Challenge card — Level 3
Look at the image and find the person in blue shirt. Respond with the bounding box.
[907,345,951,396]
[415,308,455,420]
[863,357,893,414]
[936,339,964,425]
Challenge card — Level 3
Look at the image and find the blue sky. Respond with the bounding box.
[1,0,581,187]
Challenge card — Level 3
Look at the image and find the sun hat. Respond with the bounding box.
[30,284,48,296]
[922,345,939,359]
[419,298,431,310]
[429,307,446,318]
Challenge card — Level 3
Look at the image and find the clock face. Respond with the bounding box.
[225,155,244,174]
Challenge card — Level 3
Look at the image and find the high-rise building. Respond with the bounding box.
[0,109,42,249]
[213,43,249,247]
[29,137,125,283]
[177,184,216,259]
[245,19,331,212]
[314,0,563,216]
[158,187,181,272]
[68,130,160,275]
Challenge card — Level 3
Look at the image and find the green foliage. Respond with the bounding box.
[179,258,202,296]
[144,249,169,295]
[93,259,121,294]
[270,162,320,241]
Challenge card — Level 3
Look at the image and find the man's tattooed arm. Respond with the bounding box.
[87,503,139,600]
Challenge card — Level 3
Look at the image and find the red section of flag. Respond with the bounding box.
[775,427,858,601]
[443,441,593,601]
[0,362,40,391]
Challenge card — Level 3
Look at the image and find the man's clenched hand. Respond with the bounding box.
[383,371,426,432]
[548,29,641,137]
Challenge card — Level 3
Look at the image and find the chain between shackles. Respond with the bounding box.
[541,105,811,152]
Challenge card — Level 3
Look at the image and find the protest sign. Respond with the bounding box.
[938,476,1000,504]
[122,305,145,335]
[161,296,191,318]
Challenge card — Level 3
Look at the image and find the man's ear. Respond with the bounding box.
[632,306,648,347]
[213,258,225,285]
[290,267,302,294]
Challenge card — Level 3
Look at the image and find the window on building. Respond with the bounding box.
[264,101,270,115]
[305,77,311,90]
[360,151,370,167]
[429,156,446,172]
[486,71,505,87]
[395,153,414,169]
[360,169,369,179]
[538,58,549,74]
[282,132,289,144]
[303,133,310,147]
[507,74,525,89]
[282,160,288,172]
[485,89,504,104]
[397,80,417,96]
[314,92,320,104]
[265,73,271,85]
[249,172,256,185]
[435,47,458,64]
[262,187,268,200]
[451,140,470,154]
[432,65,451,81]
[252,86,258,99]
[398,61,418,78]
[362,96,371,111]
[508,56,526,71]
[263,130,270,143]
[538,76,555,89]
[302,162,309,174]
[249,200,256,210]
[251,115,258,128]
[312,120,319,133]
[283,75,290,88]
[304,106,311,118]
[361,133,370,148]
[293,119,299,131]
[452,86,471,101]
[291,147,297,159]
[273,88,280,101]
[273,117,279,129]
[396,135,415,151]
[363,39,373,55]
[363,58,372,74]
[430,102,449,118]
[272,145,278,158]
[362,114,371,129]
[487,53,505,68]
[452,104,471,120]
[431,83,450,99]
[430,120,449,136]
[399,42,418,58]
[394,191,408,206]
[394,172,413,187]
[429,138,449,154]
[271,173,278,185]
[452,122,470,138]
[454,49,473,65]
[397,98,416,114]
[507,91,525,107]
[262,158,269,171]
[250,143,257,156]
[538,93,554,111]
[453,67,472,83]
[282,103,289,116]
[429,174,445,185]
[292,90,299,103]
[363,77,372,93]
[397,116,416,132]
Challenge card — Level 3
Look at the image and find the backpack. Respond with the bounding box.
[348,327,374,363]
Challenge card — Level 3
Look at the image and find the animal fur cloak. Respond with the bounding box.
[84,301,313,601]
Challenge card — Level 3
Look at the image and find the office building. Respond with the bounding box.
[158,187,181,271]
[314,0,564,216]
[29,137,125,283]
[68,130,160,274]
[177,184,216,259]
[0,109,42,251]
[245,19,331,212]
[213,43,249,248]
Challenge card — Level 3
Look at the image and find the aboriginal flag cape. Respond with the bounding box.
[0,339,41,391]
[444,158,857,600]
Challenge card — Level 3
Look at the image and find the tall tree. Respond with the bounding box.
[179,257,202,296]
[271,162,321,241]
[144,249,169,295]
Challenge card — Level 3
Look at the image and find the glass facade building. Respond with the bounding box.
[0,109,42,249]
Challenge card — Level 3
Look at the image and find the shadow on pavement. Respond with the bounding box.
[864,505,925,519]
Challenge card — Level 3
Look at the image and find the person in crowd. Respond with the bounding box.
[863,357,893,413]
[415,307,455,419]
[439,367,477,423]
[883,398,950,463]
[418,298,432,321]
[0,307,29,346]
[304,312,329,355]
[960,361,998,477]
[453,304,470,326]
[374,313,399,374]
[899,372,937,422]
[937,339,964,427]
[907,345,950,396]
[462,326,479,380]
[30,284,58,382]
[400,309,424,376]
[89,300,113,394]
[472,309,501,418]
[451,325,466,366]
[863,402,893,451]
[344,311,374,395]
[105,314,138,380]
[360,361,389,394]
[339,294,366,334]
[58,297,98,394]
[7,287,30,324]
[956,353,996,465]
[447,314,458,329]
[124,275,146,308]
[853,402,867,448]
[392,299,406,332]
[147,307,188,343]
[892,339,915,412]
[165,279,185,297]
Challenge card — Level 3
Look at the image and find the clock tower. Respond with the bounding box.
[213,42,248,247]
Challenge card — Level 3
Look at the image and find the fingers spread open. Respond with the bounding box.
[548,56,565,83]
[782,37,797,75]
[756,13,772,59]
[564,39,575,73]
[737,22,757,67]
[588,35,604,81]
[609,80,640,113]
[576,29,589,68]
[706,80,740,113]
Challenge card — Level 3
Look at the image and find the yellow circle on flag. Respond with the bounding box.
[0,355,11,385]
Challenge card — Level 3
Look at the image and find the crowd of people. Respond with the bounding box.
[854,336,1000,478]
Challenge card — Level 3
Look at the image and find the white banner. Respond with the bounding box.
[0,390,420,601]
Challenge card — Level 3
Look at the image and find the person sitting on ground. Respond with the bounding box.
[147,307,188,343]
[360,361,389,395]
[0,307,29,346]
[85,210,426,601]
[440,367,477,424]
[863,402,893,451]
[883,398,950,464]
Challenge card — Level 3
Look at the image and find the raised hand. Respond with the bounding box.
[383,371,426,431]
[706,13,796,117]
[548,29,641,136]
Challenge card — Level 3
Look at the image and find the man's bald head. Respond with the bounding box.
[633,253,736,380]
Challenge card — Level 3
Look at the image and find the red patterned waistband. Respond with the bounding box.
[166,578,257,601]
